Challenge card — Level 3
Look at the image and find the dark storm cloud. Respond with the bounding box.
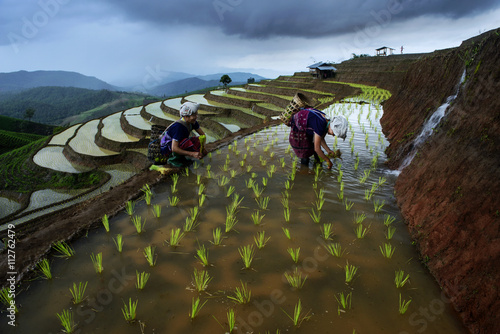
[102,0,500,38]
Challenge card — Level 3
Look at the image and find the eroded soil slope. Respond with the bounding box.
[381,29,500,333]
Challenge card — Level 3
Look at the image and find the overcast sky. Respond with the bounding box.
[1,0,499,86]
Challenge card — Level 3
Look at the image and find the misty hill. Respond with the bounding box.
[0,86,149,126]
[0,115,55,135]
[149,72,267,97]
[0,70,118,92]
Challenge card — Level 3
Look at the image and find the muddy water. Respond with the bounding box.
[3,102,467,334]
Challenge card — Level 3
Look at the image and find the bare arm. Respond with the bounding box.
[172,140,201,159]
[195,127,205,136]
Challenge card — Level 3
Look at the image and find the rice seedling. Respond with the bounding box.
[354,224,369,239]
[224,185,236,197]
[192,268,212,292]
[283,207,290,223]
[256,196,270,210]
[267,165,277,178]
[218,175,230,187]
[196,174,202,185]
[335,291,352,315]
[102,214,109,232]
[152,204,162,218]
[254,231,271,249]
[184,166,190,176]
[379,243,396,258]
[167,228,185,247]
[262,177,268,187]
[245,178,255,189]
[251,210,265,225]
[0,287,18,313]
[315,197,325,211]
[136,271,150,290]
[395,270,410,288]
[337,170,343,183]
[141,184,152,205]
[68,281,88,305]
[239,160,245,167]
[370,182,379,196]
[285,180,293,190]
[122,298,138,322]
[143,245,156,267]
[344,261,358,283]
[282,227,291,239]
[56,309,77,333]
[193,161,200,169]
[324,242,345,257]
[230,170,238,178]
[345,200,354,211]
[340,181,345,191]
[287,247,300,263]
[239,244,255,269]
[398,294,412,314]
[229,194,244,213]
[337,191,344,201]
[198,193,206,207]
[125,200,135,216]
[210,227,225,246]
[36,258,52,279]
[90,252,103,274]
[246,165,253,173]
[225,214,238,233]
[320,223,334,241]
[384,214,396,226]
[385,226,396,240]
[378,176,387,186]
[309,208,321,224]
[228,280,252,304]
[196,244,210,267]
[359,170,370,184]
[260,157,268,166]
[282,299,311,327]
[169,195,180,207]
[113,234,124,253]
[189,297,207,319]
[284,268,307,289]
[227,309,236,333]
[364,189,373,201]
[353,212,366,224]
[374,199,386,212]
[184,216,198,232]
[52,240,75,258]
[354,157,360,170]
[171,173,179,188]
[252,183,264,198]
[131,215,146,234]
[198,183,205,196]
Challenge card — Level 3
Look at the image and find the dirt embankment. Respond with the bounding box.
[381,29,500,333]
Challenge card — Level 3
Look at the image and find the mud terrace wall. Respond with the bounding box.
[380,29,500,333]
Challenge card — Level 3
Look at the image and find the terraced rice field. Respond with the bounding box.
[123,107,151,131]
[48,124,81,146]
[68,120,119,157]
[101,112,141,143]
[33,146,92,173]
[144,102,178,121]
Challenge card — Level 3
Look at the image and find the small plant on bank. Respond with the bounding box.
[113,234,124,253]
[228,280,252,304]
[90,252,103,274]
[395,270,410,288]
[69,281,88,304]
[143,245,157,267]
[135,271,150,290]
[56,309,77,333]
[254,231,271,249]
[192,268,212,292]
[122,298,138,323]
[284,268,307,289]
[239,245,255,269]
[52,240,75,258]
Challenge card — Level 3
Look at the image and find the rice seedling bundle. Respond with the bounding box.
[125,200,135,216]
[52,240,75,258]
[227,309,236,333]
[384,214,396,226]
[195,244,209,267]
[345,200,354,211]
[69,281,88,304]
[395,270,410,288]
[113,234,124,253]
[141,184,153,205]
[398,294,412,314]
[284,268,307,289]
[335,291,352,315]
[90,252,103,274]
[344,261,358,283]
[152,204,162,218]
[309,208,321,224]
[324,242,345,257]
[169,195,180,207]
[210,227,225,246]
[254,231,271,249]
[385,226,396,240]
[135,271,150,290]
[373,199,385,213]
[37,258,52,279]
[199,194,206,207]
[256,196,270,210]
[282,227,291,240]
[281,299,311,327]
[238,245,255,269]
[192,268,211,292]
[143,245,157,267]
[189,297,207,319]
[251,210,265,225]
[227,280,251,304]
[379,243,396,258]
[354,224,369,239]
[0,287,18,313]
[56,309,77,333]
[167,228,185,247]
[122,298,138,322]
[102,214,110,232]
[320,223,334,241]
[353,212,367,224]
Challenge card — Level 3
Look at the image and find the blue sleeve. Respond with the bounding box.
[193,121,200,131]
[167,123,189,142]
[307,110,328,137]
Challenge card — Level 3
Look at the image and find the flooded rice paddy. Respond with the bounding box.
[2,101,466,334]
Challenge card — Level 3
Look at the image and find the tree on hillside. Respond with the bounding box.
[247,77,255,84]
[220,74,232,91]
[24,108,35,122]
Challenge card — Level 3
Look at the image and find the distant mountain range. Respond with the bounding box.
[0,70,267,96]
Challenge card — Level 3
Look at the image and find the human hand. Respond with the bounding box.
[191,151,202,159]
[327,160,333,169]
